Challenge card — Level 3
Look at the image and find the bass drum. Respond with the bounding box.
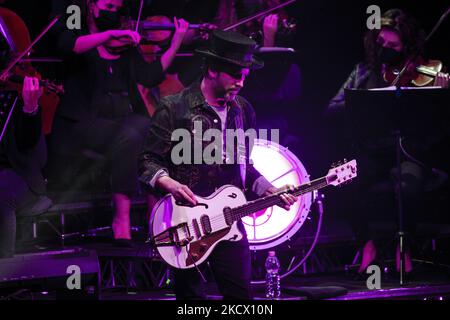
[244,139,316,251]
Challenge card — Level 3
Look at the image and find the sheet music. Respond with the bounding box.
[368,86,444,91]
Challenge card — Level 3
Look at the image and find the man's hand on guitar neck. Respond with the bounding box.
[156,176,198,206]
[264,185,298,211]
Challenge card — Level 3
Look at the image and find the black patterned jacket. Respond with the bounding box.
[139,81,273,198]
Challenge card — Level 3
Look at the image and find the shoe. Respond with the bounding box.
[357,240,377,273]
[396,247,413,273]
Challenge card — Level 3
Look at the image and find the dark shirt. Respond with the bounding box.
[54,27,165,121]
[139,81,272,198]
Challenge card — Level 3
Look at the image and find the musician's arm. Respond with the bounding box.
[133,18,189,87]
[71,31,115,54]
[160,18,189,72]
[326,64,361,117]
[139,99,174,188]
[138,99,198,205]
[240,98,296,208]
[239,98,274,197]
[59,29,139,55]
[15,77,43,152]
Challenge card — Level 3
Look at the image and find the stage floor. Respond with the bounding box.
[98,265,450,300]
[7,242,450,301]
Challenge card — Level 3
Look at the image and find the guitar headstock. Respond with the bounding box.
[327,159,357,186]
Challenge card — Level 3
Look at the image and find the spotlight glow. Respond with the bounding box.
[243,139,314,250]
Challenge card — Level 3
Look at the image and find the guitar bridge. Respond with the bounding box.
[152,223,193,247]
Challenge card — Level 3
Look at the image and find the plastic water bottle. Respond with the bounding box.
[265,251,281,299]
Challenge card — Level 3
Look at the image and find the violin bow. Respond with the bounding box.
[0,15,61,80]
[223,0,297,31]
[135,0,144,33]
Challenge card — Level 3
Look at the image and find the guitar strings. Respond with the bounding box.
[165,167,355,242]
[185,180,330,237]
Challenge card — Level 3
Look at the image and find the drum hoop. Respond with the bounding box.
[246,139,315,250]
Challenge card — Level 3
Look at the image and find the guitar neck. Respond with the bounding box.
[230,176,329,223]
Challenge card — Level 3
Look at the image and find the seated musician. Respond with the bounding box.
[328,8,448,115]
[0,75,48,258]
[0,7,52,258]
[49,0,188,243]
[139,30,297,299]
[327,9,449,276]
[142,0,297,89]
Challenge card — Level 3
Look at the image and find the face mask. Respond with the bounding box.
[94,9,122,31]
[378,46,404,66]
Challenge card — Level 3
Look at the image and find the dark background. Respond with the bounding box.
[2,0,449,223]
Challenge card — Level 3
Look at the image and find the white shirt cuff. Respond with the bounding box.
[149,169,169,188]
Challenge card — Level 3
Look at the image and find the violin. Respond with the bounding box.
[103,14,213,56]
[383,55,446,87]
[0,72,64,95]
[0,7,62,134]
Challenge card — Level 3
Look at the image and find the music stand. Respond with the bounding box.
[345,87,450,285]
[0,90,19,143]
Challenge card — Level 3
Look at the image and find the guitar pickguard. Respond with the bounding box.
[186,228,231,267]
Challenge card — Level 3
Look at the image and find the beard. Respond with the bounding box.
[222,86,241,101]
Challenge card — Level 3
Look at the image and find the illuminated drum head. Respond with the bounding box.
[244,139,314,250]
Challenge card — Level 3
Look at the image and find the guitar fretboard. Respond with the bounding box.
[229,176,331,222]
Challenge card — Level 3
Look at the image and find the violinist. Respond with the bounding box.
[0,5,53,259]
[327,9,448,276]
[328,8,448,115]
[0,74,47,258]
[153,0,298,91]
[49,0,188,243]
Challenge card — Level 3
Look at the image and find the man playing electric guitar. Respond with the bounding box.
[139,30,297,300]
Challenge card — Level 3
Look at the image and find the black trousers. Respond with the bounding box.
[173,222,252,300]
[0,169,35,259]
[51,113,151,196]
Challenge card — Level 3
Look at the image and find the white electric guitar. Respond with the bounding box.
[150,159,357,269]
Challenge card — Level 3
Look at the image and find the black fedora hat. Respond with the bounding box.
[196,30,264,69]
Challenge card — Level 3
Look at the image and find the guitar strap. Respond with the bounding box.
[232,99,247,190]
